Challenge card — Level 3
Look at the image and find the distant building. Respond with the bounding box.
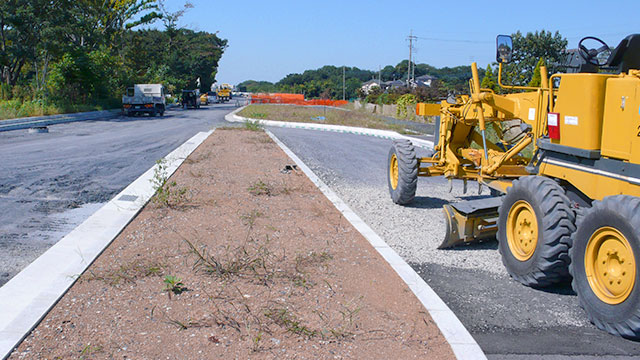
[384,80,405,90]
[360,79,383,95]
[415,74,436,88]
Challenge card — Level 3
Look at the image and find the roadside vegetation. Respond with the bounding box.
[0,1,226,120]
[238,104,429,135]
[238,30,567,106]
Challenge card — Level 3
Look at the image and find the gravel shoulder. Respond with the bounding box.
[10,129,453,359]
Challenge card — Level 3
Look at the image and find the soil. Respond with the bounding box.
[9,129,453,359]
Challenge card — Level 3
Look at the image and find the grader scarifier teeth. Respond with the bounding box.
[439,197,502,249]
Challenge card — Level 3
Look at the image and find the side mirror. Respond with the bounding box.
[496,35,513,64]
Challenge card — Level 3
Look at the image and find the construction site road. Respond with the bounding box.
[267,126,640,359]
[0,103,238,287]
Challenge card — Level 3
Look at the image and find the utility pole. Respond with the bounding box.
[378,65,381,87]
[342,66,346,100]
[407,29,417,87]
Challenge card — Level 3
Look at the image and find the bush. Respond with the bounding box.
[47,48,123,104]
[396,94,418,118]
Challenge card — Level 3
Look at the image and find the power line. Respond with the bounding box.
[416,36,492,44]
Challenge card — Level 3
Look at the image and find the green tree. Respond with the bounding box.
[501,30,567,87]
[527,58,545,87]
[481,64,499,93]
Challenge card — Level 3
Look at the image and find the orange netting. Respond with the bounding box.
[250,93,348,107]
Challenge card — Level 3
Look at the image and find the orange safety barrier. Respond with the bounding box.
[250,93,348,107]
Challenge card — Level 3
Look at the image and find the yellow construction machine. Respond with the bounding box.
[388,34,640,338]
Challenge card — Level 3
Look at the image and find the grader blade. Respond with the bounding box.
[439,197,502,249]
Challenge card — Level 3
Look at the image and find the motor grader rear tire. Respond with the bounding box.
[570,196,640,339]
[497,176,575,287]
[387,139,418,205]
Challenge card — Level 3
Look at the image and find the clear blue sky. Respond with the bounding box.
[160,0,639,85]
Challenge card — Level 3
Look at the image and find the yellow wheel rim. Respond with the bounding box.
[506,200,539,261]
[389,153,399,190]
[585,226,636,305]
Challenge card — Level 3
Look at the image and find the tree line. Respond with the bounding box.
[237,62,480,101]
[0,1,226,108]
[239,30,569,103]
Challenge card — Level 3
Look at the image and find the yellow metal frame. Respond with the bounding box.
[415,61,549,194]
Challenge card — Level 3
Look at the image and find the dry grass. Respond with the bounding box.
[238,104,425,134]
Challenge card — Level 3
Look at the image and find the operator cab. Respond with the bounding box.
[566,34,640,73]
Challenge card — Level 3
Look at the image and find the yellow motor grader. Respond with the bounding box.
[388,34,640,338]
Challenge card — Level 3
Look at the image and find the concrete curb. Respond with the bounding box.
[225,106,434,149]
[0,109,121,132]
[0,130,214,359]
[266,130,486,360]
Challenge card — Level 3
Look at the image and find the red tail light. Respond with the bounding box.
[547,112,560,140]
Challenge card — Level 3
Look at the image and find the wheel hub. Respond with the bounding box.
[389,154,399,190]
[585,227,636,304]
[506,200,538,261]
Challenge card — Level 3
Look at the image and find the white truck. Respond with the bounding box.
[122,84,166,116]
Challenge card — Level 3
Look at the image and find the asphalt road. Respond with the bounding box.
[267,126,640,359]
[0,102,238,286]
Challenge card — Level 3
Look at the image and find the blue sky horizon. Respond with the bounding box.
[160,0,639,85]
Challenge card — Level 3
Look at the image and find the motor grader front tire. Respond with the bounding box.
[387,139,418,205]
[570,196,640,339]
[497,176,576,287]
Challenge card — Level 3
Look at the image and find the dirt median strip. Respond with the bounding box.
[9,129,454,359]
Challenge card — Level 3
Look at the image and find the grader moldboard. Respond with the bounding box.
[388,34,640,338]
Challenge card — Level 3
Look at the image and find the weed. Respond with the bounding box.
[264,308,318,338]
[240,210,264,228]
[183,238,277,284]
[79,344,103,359]
[166,317,211,330]
[247,180,272,196]
[251,331,263,353]
[82,260,165,285]
[244,120,263,131]
[163,275,187,298]
[150,159,190,208]
[340,301,362,327]
[294,251,332,273]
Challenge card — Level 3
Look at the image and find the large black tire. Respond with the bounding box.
[387,139,418,205]
[570,196,640,339]
[497,176,576,287]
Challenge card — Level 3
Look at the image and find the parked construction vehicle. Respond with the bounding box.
[388,34,640,338]
[122,84,166,116]
[215,83,232,102]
